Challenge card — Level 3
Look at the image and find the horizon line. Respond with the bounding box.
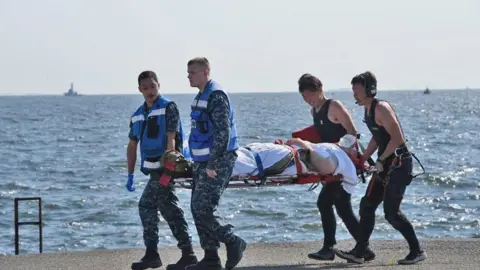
[0,87,477,97]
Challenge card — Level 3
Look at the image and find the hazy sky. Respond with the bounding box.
[1,0,479,95]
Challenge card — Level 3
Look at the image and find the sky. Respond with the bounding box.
[1,0,479,95]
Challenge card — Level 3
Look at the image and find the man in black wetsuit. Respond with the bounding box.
[297,73,375,262]
[334,71,427,265]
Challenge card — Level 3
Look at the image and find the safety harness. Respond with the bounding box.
[376,144,426,198]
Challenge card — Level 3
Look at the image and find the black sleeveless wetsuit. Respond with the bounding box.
[354,98,421,255]
[313,99,346,143]
[310,99,360,252]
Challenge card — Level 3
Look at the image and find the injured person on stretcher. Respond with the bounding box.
[161,135,362,190]
[233,135,359,192]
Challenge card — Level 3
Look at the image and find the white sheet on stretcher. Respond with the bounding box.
[232,143,308,177]
[232,143,358,193]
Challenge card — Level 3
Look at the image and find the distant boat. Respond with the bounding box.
[64,82,80,96]
[423,87,431,94]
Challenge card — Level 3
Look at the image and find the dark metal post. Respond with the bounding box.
[14,198,19,255]
[38,198,43,253]
[13,197,43,255]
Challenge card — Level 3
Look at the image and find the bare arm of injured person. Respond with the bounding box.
[285,138,338,175]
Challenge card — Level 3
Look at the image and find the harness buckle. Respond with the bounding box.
[394,146,409,157]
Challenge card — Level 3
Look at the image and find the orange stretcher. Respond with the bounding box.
[171,125,375,190]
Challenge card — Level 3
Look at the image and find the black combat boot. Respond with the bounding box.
[166,246,199,270]
[225,235,247,270]
[131,247,162,270]
[185,249,222,270]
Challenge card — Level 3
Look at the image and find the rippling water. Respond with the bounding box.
[0,90,478,255]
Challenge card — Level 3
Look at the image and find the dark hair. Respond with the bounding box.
[298,73,323,92]
[138,70,158,85]
[298,148,315,171]
[187,57,210,70]
[351,71,377,87]
[351,71,378,97]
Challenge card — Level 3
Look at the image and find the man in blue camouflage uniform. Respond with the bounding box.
[127,71,198,270]
[184,57,247,270]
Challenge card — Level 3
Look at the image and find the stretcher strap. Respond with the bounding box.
[284,145,304,176]
[252,151,266,179]
[277,140,348,186]
[159,161,176,186]
[280,142,337,186]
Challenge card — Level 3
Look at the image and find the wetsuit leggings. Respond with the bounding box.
[317,181,361,247]
[354,154,421,255]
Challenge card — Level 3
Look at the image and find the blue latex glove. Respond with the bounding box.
[126,174,135,192]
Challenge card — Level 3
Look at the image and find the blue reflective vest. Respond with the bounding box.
[188,80,239,162]
[130,96,189,174]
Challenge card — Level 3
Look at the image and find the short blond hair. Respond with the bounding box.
[187,57,210,71]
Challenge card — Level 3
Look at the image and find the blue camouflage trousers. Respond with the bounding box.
[139,171,192,249]
[191,152,237,250]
